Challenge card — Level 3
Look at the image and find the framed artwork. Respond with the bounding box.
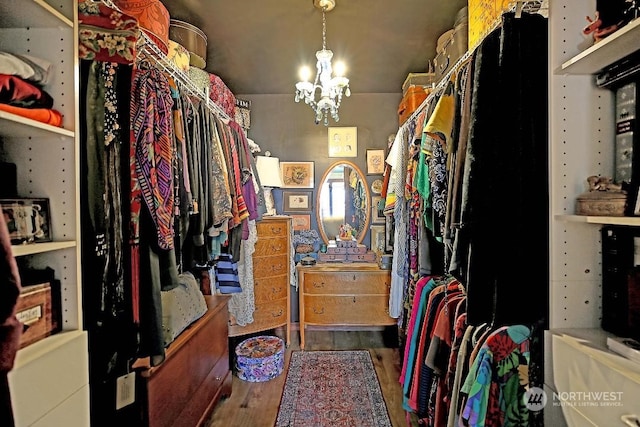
[328,127,357,157]
[291,214,311,231]
[371,178,383,195]
[371,195,384,224]
[0,198,52,245]
[370,225,385,253]
[283,190,313,213]
[366,149,385,174]
[280,161,315,188]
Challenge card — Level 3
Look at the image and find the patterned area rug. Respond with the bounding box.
[275,350,392,427]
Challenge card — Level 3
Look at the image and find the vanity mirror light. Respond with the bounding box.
[316,160,370,244]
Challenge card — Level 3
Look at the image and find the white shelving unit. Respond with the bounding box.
[1,1,89,426]
[549,1,640,425]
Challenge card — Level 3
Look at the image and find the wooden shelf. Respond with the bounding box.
[0,110,74,139]
[0,0,72,28]
[11,240,76,257]
[555,214,640,226]
[559,18,640,75]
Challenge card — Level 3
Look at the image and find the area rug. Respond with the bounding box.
[275,350,392,427]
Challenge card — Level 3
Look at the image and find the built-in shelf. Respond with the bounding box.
[549,328,640,380]
[0,0,72,29]
[559,18,640,75]
[0,111,74,139]
[13,330,86,371]
[11,240,76,257]
[555,214,640,227]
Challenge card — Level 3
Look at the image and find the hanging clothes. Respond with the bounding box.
[129,63,179,366]
[459,325,532,427]
[451,12,548,327]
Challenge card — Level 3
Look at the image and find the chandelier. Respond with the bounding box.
[295,0,350,126]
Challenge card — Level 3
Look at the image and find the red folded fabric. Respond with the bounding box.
[0,103,63,127]
[0,74,53,108]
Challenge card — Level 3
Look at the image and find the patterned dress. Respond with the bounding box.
[460,325,531,427]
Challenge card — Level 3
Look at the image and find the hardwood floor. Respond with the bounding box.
[205,327,411,427]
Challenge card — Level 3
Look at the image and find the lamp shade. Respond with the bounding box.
[255,155,283,188]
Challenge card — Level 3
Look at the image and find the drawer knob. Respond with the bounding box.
[272,264,283,272]
[215,376,222,381]
[353,296,356,303]
[272,309,283,317]
[353,274,356,281]
[313,307,325,315]
[313,281,325,288]
[270,226,282,233]
[272,243,283,251]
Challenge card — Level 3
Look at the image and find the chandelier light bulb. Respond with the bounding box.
[299,65,312,82]
[294,0,350,126]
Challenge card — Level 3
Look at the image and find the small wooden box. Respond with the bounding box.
[15,283,53,348]
[318,253,347,262]
[326,246,347,254]
[576,191,627,216]
[347,252,377,263]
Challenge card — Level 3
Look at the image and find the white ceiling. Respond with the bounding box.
[161,0,468,95]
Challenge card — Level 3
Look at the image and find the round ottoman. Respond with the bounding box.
[235,335,285,382]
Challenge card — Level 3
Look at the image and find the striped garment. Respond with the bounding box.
[129,63,175,250]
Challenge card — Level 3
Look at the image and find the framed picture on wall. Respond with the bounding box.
[283,190,313,213]
[280,161,314,188]
[328,127,357,157]
[0,198,52,245]
[291,214,311,231]
[370,225,385,253]
[371,195,384,224]
[366,149,385,174]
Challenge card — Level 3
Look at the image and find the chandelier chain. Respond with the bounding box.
[322,8,327,50]
[294,1,350,125]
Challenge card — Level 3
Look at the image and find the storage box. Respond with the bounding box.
[15,283,53,348]
[169,19,207,69]
[336,238,357,248]
[575,191,627,216]
[235,335,284,382]
[326,246,347,255]
[398,86,429,126]
[346,245,367,254]
[434,22,469,83]
[402,72,436,96]
[318,253,347,262]
[468,0,509,50]
[346,252,377,263]
[116,0,170,54]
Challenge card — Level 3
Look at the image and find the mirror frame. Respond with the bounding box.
[315,160,371,245]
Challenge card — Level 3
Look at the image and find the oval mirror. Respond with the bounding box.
[316,160,371,244]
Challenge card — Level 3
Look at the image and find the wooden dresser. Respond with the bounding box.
[228,216,291,345]
[297,263,395,349]
[140,295,231,427]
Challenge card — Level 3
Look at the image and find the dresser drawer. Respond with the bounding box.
[230,297,287,335]
[303,295,394,325]
[254,235,288,257]
[256,219,289,238]
[254,275,288,303]
[253,253,289,278]
[302,271,390,295]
